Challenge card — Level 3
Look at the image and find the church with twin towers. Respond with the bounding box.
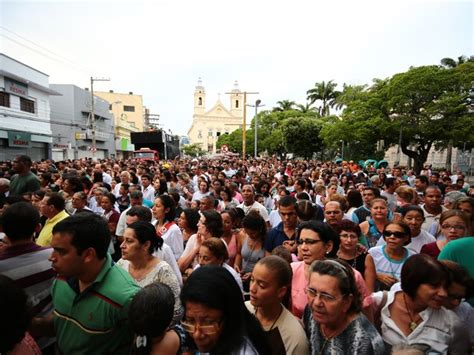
[187,79,244,154]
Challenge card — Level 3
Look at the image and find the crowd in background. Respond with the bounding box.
[0,154,473,355]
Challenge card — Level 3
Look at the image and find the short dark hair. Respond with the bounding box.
[126,221,162,254]
[129,283,175,355]
[102,192,116,204]
[363,186,380,198]
[337,219,361,237]
[415,175,429,185]
[279,195,297,209]
[400,205,425,219]
[202,210,223,238]
[46,192,65,211]
[297,220,340,258]
[53,213,110,259]
[16,155,32,166]
[385,177,397,188]
[401,254,449,299]
[346,189,363,209]
[1,202,40,241]
[127,206,152,222]
[64,176,83,193]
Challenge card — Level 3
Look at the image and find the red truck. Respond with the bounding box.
[132,147,159,162]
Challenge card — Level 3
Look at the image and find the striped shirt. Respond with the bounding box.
[52,253,140,354]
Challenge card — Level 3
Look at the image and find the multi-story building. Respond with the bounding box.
[94,90,144,159]
[188,79,244,154]
[49,84,115,160]
[0,54,59,160]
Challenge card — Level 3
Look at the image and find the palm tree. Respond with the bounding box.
[440,55,474,68]
[306,80,341,116]
[272,100,296,112]
[295,102,317,114]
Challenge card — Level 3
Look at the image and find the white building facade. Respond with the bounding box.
[0,54,59,160]
[187,80,244,154]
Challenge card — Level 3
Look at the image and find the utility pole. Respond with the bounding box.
[90,76,110,158]
[247,100,264,158]
[225,90,258,159]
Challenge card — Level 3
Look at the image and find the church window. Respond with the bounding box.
[235,99,239,108]
[198,130,202,138]
[198,97,202,105]
[208,129,213,137]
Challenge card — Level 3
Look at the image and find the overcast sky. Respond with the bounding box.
[1,0,473,136]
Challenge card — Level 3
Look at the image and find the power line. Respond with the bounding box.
[1,26,100,75]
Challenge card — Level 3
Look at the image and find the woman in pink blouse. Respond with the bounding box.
[291,221,371,320]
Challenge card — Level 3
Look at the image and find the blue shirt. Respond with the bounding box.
[264,222,296,253]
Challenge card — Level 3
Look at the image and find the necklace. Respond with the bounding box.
[319,325,339,355]
[337,250,358,269]
[402,293,419,332]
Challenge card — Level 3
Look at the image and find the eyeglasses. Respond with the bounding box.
[305,287,341,303]
[441,224,466,231]
[339,233,358,240]
[382,230,407,239]
[296,238,324,245]
[181,320,221,335]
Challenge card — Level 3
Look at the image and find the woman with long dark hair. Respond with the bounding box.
[181,265,270,354]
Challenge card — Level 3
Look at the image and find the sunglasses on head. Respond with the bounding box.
[383,230,406,239]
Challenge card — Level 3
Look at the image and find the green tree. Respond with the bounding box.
[306,80,341,116]
[321,63,474,173]
[181,143,205,157]
[272,100,296,112]
[281,116,325,159]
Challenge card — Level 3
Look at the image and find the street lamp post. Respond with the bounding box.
[247,100,264,158]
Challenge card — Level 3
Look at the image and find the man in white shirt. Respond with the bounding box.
[238,184,270,228]
[141,174,155,202]
[113,171,131,197]
[94,163,112,185]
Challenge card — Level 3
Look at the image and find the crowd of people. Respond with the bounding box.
[0,154,473,355]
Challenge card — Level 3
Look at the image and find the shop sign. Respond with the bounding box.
[75,132,86,140]
[5,78,28,97]
[53,143,70,149]
[8,131,31,148]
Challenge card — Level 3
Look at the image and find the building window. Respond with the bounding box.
[208,129,213,137]
[208,144,213,151]
[20,97,35,113]
[124,105,135,112]
[0,92,10,107]
[198,130,202,139]
[198,97,202,105]
[235,99,239,108]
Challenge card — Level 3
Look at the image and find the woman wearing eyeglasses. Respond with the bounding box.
[180,265,270,354]
[420,210,470,259]
[373,254,470,354]
[303,259,385,354]
[367,222,415,291]
[290,220,372,321]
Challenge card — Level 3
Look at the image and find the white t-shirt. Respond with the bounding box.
[179,233,199,269]
[238,201,269,222]
[269,210,282,228]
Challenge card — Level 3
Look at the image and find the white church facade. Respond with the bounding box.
[187,79,244,154]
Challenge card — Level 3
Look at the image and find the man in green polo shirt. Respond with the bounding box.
[34,213,140,354]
